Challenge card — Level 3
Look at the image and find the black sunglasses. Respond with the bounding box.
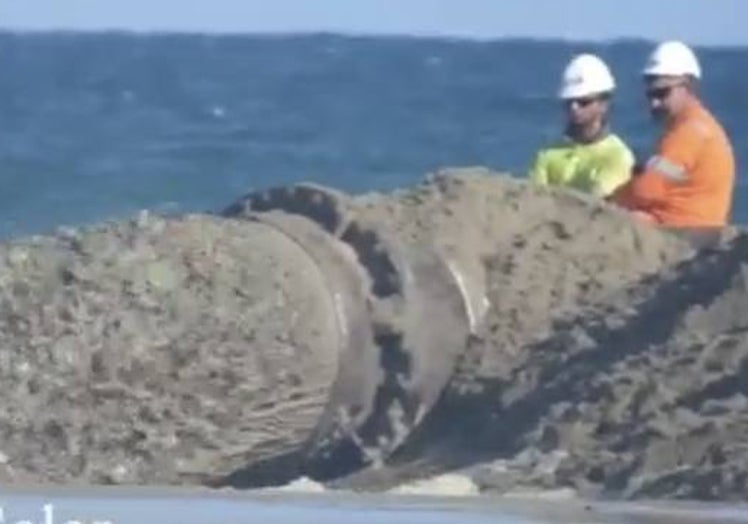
[646,83,685,100]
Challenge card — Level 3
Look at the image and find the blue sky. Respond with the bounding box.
[0,0,744,46]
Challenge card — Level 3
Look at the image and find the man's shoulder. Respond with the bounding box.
[600,133,631,149]
[533,138,575,162]
[598,133,635,161]
[674,102,725,141]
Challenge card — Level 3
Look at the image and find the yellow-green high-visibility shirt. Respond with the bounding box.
[528,134,635,197]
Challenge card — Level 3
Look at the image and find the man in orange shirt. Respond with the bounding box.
[613,41,735,227]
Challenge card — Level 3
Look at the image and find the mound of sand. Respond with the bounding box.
[348,168,694,386]
[334,169,748,501]
[470,233,748,501]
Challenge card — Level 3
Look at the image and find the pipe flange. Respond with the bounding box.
[223,183,352,237]
[240,211,382,467]
[224,183,472,473]
[334,218,471,467]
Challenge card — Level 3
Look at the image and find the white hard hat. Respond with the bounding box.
[642,40,701,79]
[558,54,616,100]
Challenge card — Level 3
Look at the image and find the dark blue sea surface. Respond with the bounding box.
[0,32,746,238]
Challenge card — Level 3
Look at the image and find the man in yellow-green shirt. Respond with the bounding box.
[529,54,634,198]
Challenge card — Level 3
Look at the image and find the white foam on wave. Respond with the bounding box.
[388,473,480,497]
[270,476,327,493]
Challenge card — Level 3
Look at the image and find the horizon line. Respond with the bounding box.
[0,27,745,50]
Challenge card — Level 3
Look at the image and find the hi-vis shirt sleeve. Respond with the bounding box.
[594,143,634,197]
[625,121,707,206]
[528,151,549,186]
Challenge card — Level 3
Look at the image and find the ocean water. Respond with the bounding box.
[0,32,746,240]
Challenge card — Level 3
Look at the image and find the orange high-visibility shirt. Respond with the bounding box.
[614,101,735,227]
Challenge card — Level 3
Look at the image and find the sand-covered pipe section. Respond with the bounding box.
[0,215,345,485]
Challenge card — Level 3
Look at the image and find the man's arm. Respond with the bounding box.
[528,150,550,186]
[594,143,635,197]
[621,121,706,207]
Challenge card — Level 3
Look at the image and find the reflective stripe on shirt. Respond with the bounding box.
[646,155,687,182]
